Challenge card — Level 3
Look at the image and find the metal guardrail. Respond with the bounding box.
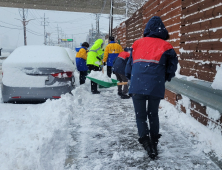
[165,78,222,114]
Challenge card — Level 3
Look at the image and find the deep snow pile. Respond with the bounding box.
[0,71,222,169]
[0,93,74,169]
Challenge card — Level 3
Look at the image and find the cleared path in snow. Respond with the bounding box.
[65,86,221,170]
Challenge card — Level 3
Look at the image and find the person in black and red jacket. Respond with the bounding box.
[113,47,131,99]
[125,16,178,159]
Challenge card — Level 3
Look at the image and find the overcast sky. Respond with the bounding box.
[0,7,124,50]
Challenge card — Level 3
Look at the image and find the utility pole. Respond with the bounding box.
[95,14,100,39]
[109,0,113,37]
[111,0,113,37]
[92,24,94,44]
[56,24,61,46]
[17,9,33,46]
[126,0,128,18]
[41,13,48,45]
[22,9,27,46]
[72,34,74,50]
[98,15,100,38]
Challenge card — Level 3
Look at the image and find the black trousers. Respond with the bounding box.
[132,94,161,138]
[107,66,112,78]
[115,72,128,95]
[87,65,100,92]
[79,71,88,85]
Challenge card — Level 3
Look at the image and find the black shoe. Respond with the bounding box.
[121,94,131,99]
[150,134,162,156]
[92,91,100,94]
[139,136,156,159]
[118,92,123,96]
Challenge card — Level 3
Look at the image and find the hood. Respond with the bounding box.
[90,39,104,50]
[143,16,169,40]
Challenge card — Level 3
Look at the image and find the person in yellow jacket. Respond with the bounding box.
[75,42,89,85]
[103,36,123,77]
[86,39,104,94]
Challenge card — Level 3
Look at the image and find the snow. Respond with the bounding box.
[175,62,199,81]
[3,46,74,71]
[211,65,222,90]
[0,71,222,169]
[0,94,72,169]
[3,68,48,87]
[177,94,191,114]
[175,62,183,78]
[87,69,113,82]
[65,48,76,66]
[206,107,221,121]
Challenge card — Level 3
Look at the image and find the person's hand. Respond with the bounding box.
[103,62,106,66]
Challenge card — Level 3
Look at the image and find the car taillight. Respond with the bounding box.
[11,96,21,99]
[51,72,72,78]
[52,96,61,99]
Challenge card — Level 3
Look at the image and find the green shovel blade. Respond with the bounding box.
[86,76,118,88]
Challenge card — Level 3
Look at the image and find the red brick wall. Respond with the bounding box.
[180,0,222,82]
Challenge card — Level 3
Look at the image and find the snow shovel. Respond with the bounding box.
[86,76,128,88]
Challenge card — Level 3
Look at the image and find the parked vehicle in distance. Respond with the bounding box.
[1,45,75,103]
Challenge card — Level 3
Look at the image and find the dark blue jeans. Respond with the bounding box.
[132,94,161,138]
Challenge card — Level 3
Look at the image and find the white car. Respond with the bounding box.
[1,45,75,103]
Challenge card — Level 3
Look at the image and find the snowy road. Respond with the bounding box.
[0,77,222,169]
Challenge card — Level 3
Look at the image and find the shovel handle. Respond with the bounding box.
[117,82,128,86]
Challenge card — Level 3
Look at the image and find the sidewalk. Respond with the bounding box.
[65,86,222,169]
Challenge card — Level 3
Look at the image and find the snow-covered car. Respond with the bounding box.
[1,45,75,103]
[64,48,76,66]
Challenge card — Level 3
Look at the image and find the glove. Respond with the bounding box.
[103,62,106,66]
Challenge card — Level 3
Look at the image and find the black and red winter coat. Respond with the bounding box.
[112,50,130,75]
[125,16,178,99]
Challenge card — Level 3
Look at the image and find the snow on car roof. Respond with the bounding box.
[3,45,74,71]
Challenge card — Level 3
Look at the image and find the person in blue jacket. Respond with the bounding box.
[75,42,89,85]
[113,47,131,99]
[125,16,178,159]
[103,36,123,77]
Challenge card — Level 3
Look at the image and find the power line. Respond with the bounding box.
[0,25,22,30]
[0,20,21,28]
[0,23,44,37]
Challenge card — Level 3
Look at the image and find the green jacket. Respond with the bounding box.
[87,39,104,67]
